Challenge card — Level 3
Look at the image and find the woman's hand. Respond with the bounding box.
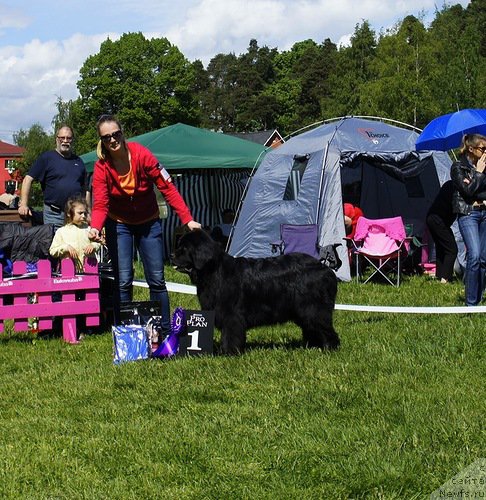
[477,152,486,173]
[88,227,102,242]
[187,220,202,231]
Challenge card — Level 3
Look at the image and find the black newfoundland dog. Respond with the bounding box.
[172,229,340,355]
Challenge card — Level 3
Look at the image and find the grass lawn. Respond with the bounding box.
[0,268,484,499]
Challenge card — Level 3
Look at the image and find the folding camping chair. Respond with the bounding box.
[270,224,320,258]
[349,216,408,287]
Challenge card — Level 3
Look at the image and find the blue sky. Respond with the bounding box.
[0,0,471,143]
[0,1,186,45]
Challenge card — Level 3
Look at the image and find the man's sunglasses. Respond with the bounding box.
[474,146,486,154]
[100,130,123,143]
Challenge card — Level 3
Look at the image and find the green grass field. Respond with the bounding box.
[0,269,484,499]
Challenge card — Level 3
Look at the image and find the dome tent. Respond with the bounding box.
[228,116,452,282]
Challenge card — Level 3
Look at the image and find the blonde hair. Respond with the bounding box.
[96,139,105,161]
[96,114,125,160]
[64,196,89,224]
[460,133,486,155]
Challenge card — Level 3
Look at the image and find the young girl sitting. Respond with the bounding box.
[49,196,101,272]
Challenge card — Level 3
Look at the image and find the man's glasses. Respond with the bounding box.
[474,146,486,154]
[57,136,73,142]
[100,130,123,143]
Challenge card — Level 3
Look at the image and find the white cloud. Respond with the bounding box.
[164,0,448,63]
[0,33,118,141]
[337,34,352,48]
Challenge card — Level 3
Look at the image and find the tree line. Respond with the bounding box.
[15,0,486,167]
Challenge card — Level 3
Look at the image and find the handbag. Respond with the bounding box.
[112,324,150,365]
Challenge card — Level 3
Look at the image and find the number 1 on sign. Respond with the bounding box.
[187,329,202,351]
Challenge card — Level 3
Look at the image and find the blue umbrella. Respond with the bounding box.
[416,108,486,151]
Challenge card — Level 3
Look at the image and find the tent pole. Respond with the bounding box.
[226,148,268,252]
[315,118,347,221]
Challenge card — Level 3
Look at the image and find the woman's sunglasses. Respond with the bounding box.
[100,130,123,143]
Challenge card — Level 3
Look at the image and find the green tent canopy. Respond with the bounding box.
[80,122,268,172]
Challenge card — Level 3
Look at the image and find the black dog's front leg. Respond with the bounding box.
[219,315,247,355]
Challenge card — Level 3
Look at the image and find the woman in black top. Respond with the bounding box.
[450,133,486,305]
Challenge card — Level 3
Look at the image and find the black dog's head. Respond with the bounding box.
[172,229,224,277]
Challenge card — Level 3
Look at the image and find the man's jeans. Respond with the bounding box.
[43,204,65,230]
[105,217,170,333]
[458,210,486,306]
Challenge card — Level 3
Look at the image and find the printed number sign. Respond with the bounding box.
[178,310,214,356]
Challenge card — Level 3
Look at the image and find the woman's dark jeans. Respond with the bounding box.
[105,217,170,333]
[458,210,486,306]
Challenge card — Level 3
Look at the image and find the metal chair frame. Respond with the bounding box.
[350,216,408,287]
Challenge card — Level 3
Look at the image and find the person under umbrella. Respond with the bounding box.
[450,133,486,305]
